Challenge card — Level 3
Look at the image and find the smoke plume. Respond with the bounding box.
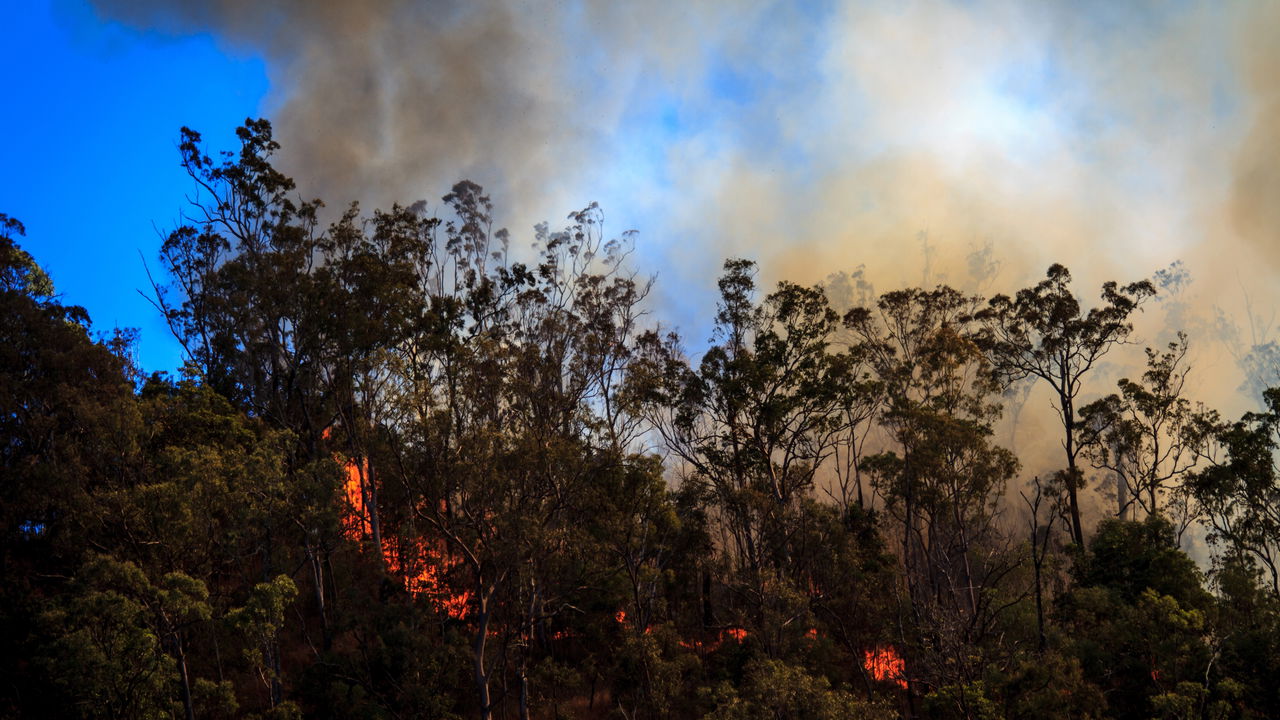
[92,0,1280,422]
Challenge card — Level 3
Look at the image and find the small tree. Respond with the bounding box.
[1188,388,1280,597]
[1078,333,1206,538]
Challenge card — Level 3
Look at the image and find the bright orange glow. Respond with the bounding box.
[864,646,907,689]
[333,441,470,619]
[340,455,372,541]
[677,626,749,653]
[381,534,472,619]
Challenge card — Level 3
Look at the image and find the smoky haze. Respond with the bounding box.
[92,0,1280,423]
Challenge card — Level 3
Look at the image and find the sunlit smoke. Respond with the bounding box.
[93,0,1280,526]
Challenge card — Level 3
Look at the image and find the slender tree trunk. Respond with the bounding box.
[307,543,332,652]
[902,449,921,618]
[175,633,195,720]
[519,579,537,720]
[269,634,284,708]
[1032,528,1047,652]
[367,462,383,554]
[1116,471,1130,520]
[854,450,865,510]
[701,570,713,627]
[474,593,494,720]
[1063,397,1085,546]
[519,660,530,720]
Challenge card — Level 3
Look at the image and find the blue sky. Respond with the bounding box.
[1,1,266,372]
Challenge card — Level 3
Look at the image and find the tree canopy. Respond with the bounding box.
[4,119,1280,719]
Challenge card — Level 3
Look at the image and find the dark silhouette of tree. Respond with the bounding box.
[1188,388,1280,597]
[973,264,1155,545]
[1078,333,1206,538]
[846,286,1023,708]
[629,260,875,658]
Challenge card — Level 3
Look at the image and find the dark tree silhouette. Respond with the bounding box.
[973,264,1155,545]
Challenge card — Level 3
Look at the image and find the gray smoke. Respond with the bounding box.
[93,0,1280,421]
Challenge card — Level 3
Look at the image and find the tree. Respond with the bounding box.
[629,259,865,654]
[0,215,146,717]
[846,286,1023,697]
[1060,516,1218,719]
[973,264,1155,545]
[1188,388,1280,597]
[0,214,53,297]
[153,121,369,662]
[1078,333,1205,536]
[370,184,659,720]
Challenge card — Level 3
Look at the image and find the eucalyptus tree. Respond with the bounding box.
[628,260,865,652]
[1078,333,1206,537]
[972,264,1155,545]
[370,184,662,720]
[1187,388,1280,597]
[846,286,1022,692]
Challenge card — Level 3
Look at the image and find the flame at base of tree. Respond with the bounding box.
[864,646,907,689]
[338,452,470,619]
[380,534,472,619]
[336,447,371,541]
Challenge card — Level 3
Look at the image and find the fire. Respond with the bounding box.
[676,627,749,652]
[333,440,470,619]
[340,452,372,541]
[864,646,907,689]
[380,534,472,619]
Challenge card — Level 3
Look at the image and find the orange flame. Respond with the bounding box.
[334,442,470,619]
[383,535,472,619]
[340,455,372,541]
[864,646,907,689]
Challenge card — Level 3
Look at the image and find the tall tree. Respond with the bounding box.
[630,260,863,654]
[846,286,1022,698]
[973,264,1155,545]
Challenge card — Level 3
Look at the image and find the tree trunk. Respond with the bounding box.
[307,543,332,652]
[474,594,494,720]
[175,633,195,720]
[367,462,383,555]
[1116,471,1130,520]
[1032,527,1047,652]
[1063,398,1085,546]
[269,635,284,708]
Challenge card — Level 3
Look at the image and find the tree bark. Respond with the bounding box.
[474,593,494,720]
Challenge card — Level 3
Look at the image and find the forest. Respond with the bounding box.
[5,119,1280,720]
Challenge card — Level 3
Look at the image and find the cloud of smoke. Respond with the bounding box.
[91,0,1279,422]
[1230,2,1280,268]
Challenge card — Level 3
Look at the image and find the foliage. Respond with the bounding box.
[9,119,1280,719]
